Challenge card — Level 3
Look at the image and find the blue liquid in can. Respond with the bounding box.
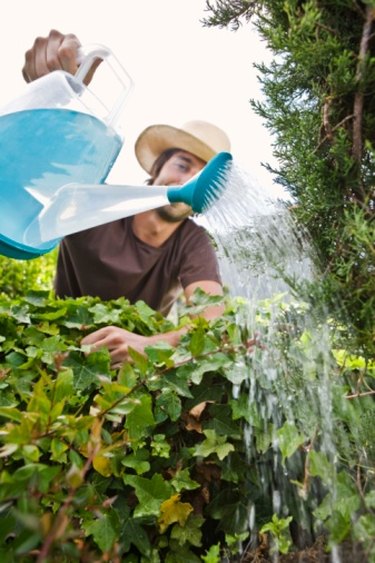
[0,108,122,259]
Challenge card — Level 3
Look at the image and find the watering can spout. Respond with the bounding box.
[167,151,232,213]
[23,151,233,247]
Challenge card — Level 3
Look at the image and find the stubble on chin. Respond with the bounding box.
[156,203,193,223]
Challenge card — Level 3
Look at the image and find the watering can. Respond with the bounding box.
[0,44,233,260]
[0,44,134,260]
[23,150,233,245]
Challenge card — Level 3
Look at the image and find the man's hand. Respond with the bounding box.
[22,29,100,84]
[81,323,189,369]
[81,326,154,369]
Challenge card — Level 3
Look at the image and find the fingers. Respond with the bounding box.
[22,29,81,83]
[81,327,130,367]
[53,32,82,75]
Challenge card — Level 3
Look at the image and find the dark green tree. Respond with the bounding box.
[203,0,375,358]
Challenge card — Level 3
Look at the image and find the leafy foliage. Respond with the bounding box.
[203,0,375,358]
[0,291,374,561]
[0,249,57,298]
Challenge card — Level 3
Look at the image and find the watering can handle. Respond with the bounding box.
[74,43,134,128]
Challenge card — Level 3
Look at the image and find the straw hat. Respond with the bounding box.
[134,120,231,174]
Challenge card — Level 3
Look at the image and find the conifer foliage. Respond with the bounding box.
[204,0,375,358]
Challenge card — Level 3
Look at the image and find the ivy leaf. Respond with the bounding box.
[121,449,150,475]
[8,304,31,324]
[63,351,110,392]
[224,358,249,385]
[206,404,242,439]
[33,307,67,321]
[201,544,221,563]
[134,300,162,324]
[170,468,200,493]
[120,513,151,556]
[151,434,171,458]
[308,450,335,486]
[254,424,274,454]
[230,394,261,426]
[155,389,181,422]
[125,393,155,442]
[276,423,305,462]
[23,291,49,307]
[83,511,119,552]
[158,494,193,533]
[40,335,67,364]
[193,429,234,461]
[163,370,193,398]
[170,514,204,547]
[89,303,122,325]
[62,302,95,329]
[145,342,175,368]
[123,474,172,518]
[189,354,232,386]
[189,327,206,357]
[206,488,249,534]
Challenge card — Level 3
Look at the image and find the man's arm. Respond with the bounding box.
[80,280,224,369]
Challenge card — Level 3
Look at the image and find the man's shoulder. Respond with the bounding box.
[182,217,209,234]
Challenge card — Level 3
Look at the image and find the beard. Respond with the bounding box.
[156,203,193,223]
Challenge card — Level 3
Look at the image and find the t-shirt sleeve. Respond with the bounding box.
[178,225,222,288]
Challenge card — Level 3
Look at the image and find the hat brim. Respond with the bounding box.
[134,124,217,174]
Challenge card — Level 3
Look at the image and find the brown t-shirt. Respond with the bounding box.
[54,217,221,315]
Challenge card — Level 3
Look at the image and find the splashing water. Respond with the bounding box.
[199,162,342,561]
[201,163,316,301]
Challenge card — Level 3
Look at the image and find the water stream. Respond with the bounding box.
[198,163,340,560]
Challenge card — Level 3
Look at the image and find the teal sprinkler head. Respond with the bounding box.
[167,151,233,213]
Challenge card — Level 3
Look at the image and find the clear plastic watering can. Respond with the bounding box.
[0,44,133,260]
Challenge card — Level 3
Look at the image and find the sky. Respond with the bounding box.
[0,0,285,199]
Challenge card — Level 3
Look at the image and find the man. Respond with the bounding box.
[23,30,231,368]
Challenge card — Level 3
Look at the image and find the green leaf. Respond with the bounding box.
[0,407,22,422]
[170,468,200,493]
[155,389,181,422]
[201,543,221,563]
[34,307,67,321]
[276,423,305,462]
[145,342,175,368]
[308,450,335,486]
[63,351,110,391]
[170,514,204,547]
[206,488,250,534]
[189,327,206,357]
[353,514,375,544]
[125,393,155,442]
[163,370,193,398]
[193,429,234,461]
[121,514,151,555]
[189,353,232,385]
[123,474,172,518]
[206,404,242,439]
[151,434,171,458]
[54,369,74,402]
[121,449,150,475]
[89,303,122,324]
[84,511,119,552]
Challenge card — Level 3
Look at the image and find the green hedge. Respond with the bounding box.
[0,291,374,561]
[0,250,57,298]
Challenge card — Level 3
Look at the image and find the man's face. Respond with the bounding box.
[153,150,206,222]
